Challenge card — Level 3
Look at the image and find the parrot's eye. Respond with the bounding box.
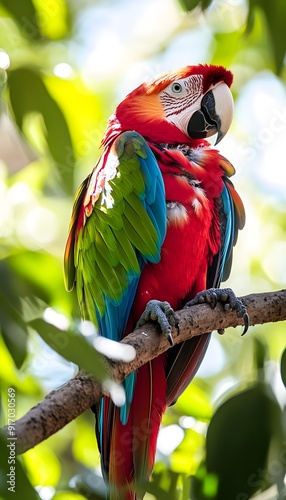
[171,82,183,93]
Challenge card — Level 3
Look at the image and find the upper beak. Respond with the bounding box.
[187,83,234,145]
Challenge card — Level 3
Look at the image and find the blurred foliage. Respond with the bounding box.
[8,67,75,194]
[29,318,109,382]
[180,0,286,74]
[193,382,284,500]
[0,434,38,500]
[0,0,286,499]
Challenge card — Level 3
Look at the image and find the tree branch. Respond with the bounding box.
[3,290,286,454]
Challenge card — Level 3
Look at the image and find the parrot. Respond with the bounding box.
[64,64,248,499]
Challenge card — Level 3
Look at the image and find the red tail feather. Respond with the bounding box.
[104,356,166,499]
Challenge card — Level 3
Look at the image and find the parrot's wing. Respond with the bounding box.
[64,131,166,342]
[165,156,245,406]
[207,156,245,287]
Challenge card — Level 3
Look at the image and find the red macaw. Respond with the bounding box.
[64,64,247,499]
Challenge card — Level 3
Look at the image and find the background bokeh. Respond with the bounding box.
[0,1,286,499]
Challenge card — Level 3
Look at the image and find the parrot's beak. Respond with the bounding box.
[187,82,234,144]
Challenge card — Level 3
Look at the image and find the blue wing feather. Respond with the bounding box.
[98,133,166,343]
[217,182,235,285]
[94,132,166,427]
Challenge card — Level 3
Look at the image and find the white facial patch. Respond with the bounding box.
[159,74,204,134]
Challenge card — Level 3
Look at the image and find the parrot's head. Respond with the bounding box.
[106,64,234,146]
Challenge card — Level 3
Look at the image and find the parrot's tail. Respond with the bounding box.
[97,355,166,499]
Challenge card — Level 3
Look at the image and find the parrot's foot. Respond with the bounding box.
[136,300,177,346]
[184,287,249,336]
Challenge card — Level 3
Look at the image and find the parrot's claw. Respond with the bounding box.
[136,300,177,346]
[184,287,249,336]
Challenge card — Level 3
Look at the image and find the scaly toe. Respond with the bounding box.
[136,300,175,345]
[184,288,249,336]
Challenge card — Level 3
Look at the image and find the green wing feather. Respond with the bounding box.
[64,131,166,340]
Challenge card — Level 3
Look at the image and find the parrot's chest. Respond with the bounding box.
[132,143,223,315]
[162,199,216,300]
[135,185,220,313]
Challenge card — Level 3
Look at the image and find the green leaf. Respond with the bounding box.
[0,315,28,370]
[200,384,284,499]
[281,348,286,388]
[7,251,69,309]
[0,262,28,368]
[29,318,108,382]
[0,0,41,40]
[247,0,286,73]
[253,336,268,374]
[8,68,75,194]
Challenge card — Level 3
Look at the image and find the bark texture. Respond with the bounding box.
[2,289,286,454]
